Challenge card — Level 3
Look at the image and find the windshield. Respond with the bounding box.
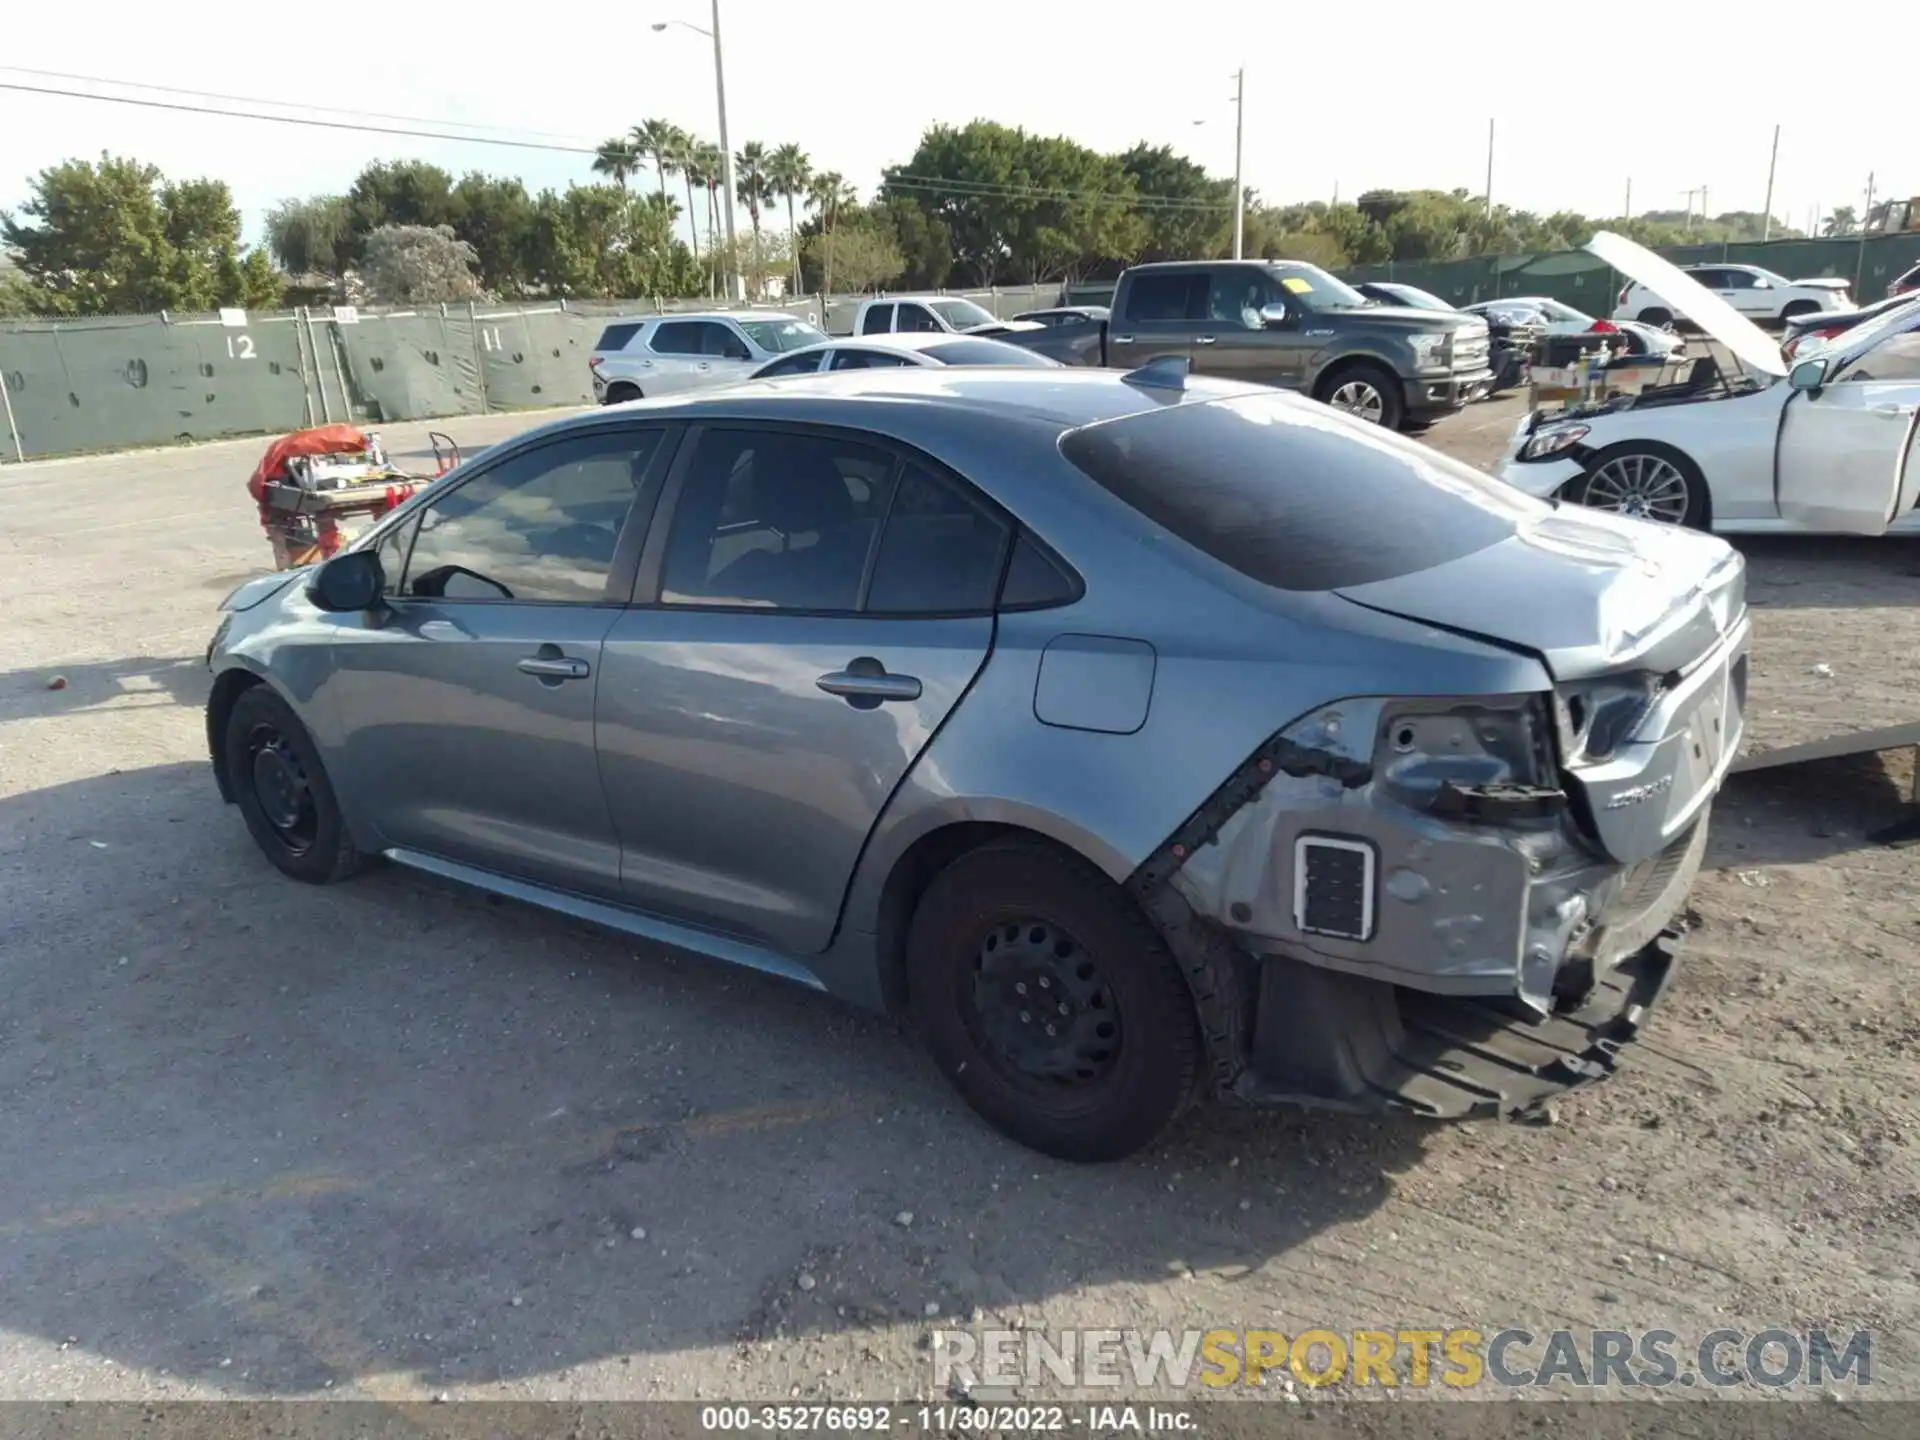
[1832,297,1920,372]
[739,318,827,353]
[1533,299,1591,323]
[1061,391,1536,591]
[1270,264,1373,312]
[928,298,999,330]
[1381,284,1454,311]
[923,339,1060,367]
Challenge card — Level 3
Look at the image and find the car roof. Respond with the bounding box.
[790,333,964,356]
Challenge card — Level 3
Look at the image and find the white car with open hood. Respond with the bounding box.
[1499,232,1920,535]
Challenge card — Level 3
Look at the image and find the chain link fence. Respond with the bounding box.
[0,285,1065,462]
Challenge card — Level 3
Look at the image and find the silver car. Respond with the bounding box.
[206,365,1747,1160]
[750,333,1063,378]
[589,311,826,403]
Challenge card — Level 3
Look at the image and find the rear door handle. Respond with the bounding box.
[817,658,922,705]
[1195,334,1217,345]
[1112,334,1135,344]
[518,654,591,680]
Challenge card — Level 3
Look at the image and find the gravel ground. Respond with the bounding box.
[1,400,1915,1412]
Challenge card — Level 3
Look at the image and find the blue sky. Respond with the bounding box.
[0,0,1904,248]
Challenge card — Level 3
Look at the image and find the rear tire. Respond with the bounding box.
[906,840,1202,1162]
[224,685,363,885]
[1314,361,1406,431]
[605,382,643,404]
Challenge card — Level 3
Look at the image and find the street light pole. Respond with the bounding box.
[653,8,743,301]
[709,0,743,301]
[1231,67,1245,260]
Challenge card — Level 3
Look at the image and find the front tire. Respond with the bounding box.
[1314,361,1405,431]
[1637,307,1673,327]
[906,841,1202,1162]
[1574,443,1708,529]
[1780,300,1821,326]
[224,685,363,884]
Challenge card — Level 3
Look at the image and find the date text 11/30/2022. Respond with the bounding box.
[699,1405,1195,1433]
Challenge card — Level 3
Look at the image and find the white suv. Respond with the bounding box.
[1613,264,1851,329]
[589,312,826,403]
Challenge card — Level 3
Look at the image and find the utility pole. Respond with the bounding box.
[1855,171,1875,293]
[1484,119,1495,219]
[1624,177,1631,219]
[1231,68,1245,260]
[711,0,743,300]
[1762,124,1779,241]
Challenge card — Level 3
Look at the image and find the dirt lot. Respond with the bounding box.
[1,399,1916,1411]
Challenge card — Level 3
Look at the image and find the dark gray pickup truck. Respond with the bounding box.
[1004,260,1493,431]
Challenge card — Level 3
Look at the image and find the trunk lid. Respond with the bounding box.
[1334,505,1745,682]
[1586,230,1788,378]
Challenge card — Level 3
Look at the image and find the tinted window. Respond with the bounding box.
[739,318,827,353]
[896,303,942,333]
[1687,268,1727,289]
[755,351,825,378]
[1000,532,1080,609]
[860,304,893,335]
[699,323,752,359]
[830,349,915,370]
[660,430,894,610]
[1719,270,1757,290]
[595,321,643,352]
[401,430,663,603]
[922,339,1058,367]
[866,461,1009,614]
[651,321,704,355]
[1123,272,1208,322]
[1059,393,1534,592]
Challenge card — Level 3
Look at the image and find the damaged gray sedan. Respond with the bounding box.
[206,364,1748,1161]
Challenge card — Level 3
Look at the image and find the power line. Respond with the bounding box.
[0,65,599,145]
[0,80,602,155]
[0,79,1238,213]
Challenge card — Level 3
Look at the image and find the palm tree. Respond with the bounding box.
[591,137,640,190]
[689,141,725,296]
[630,119,684,208]
[672,131,704,266]
[766,143,812,298]
[806,170,854,296]
[734,141,770,294]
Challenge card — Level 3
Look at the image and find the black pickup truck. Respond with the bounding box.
[1003,259,1493,431]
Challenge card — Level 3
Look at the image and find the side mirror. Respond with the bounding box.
[1751,278,1772,290]
[1789,357,1829,393]
[307,548,385,612]
[1258,302,1292,329]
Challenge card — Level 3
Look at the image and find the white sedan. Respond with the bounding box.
[1499,233,1920,536]
[749,333,1061,378]
[1465,297,1685,360]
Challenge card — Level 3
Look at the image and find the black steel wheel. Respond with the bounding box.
[907,840,1202,1162]
[223,684,363,884]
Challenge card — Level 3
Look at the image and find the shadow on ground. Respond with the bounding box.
[1708,750,1913,871]
[1,655,214,724]
[0,761,1429,1396]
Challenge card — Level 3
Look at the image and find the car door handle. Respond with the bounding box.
[1873,404,1913,418]
[517,655,591,680]
[1194,334,1217,345]
[1112,334,1135,344]
[816,659,921,704]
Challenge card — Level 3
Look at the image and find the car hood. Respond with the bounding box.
[218,570,303,612]
[1345,305,1485,332]
[1334,505,1745,681]
[1587,230,1786,378]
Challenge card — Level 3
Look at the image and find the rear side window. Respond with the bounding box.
[860,304,894,335]
[865,461,1009,614]
[1059,393,1535,592]
[1123,272,1208,322]
[1000,532,1080,609]
[595,322,643,352]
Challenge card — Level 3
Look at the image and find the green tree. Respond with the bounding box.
[881,195,953,289]
[802,222,901,294]
[767,143,812,297]
[449,173,535,295]
[804,170,856,295]
[361,224,482,304]
[1824,205,1859,237]
[264,195,352,276]
[734,141,771,287]
[1,153,275,315]
[522,185,696,299]
[346,160,456,261]
[1115,143,1232,262]
[632,119,684,208]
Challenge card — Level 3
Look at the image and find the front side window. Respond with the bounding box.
[1837,330,1920,383]
[697,322,751,359]
[660,430,896,610]
[1718,270,1757,291]
[399,429,663,603]
[1208,271,1282,329]
[650,321,702,355]
[896,304,942,333]
[860,304,894,335]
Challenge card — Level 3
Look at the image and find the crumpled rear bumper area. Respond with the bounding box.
[1233,926,1681,1118]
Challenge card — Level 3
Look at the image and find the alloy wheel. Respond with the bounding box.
[1328,379,1386,424]
[1582,453,1692,525]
